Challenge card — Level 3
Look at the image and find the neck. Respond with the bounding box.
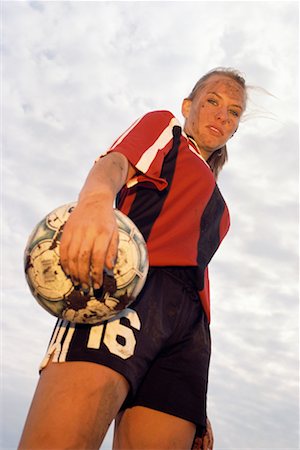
[187,135,210,161]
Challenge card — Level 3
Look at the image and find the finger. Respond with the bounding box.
[105,226,119,270]
[76,237,94,289]
[66,234,83,286]
[207,424,214,449]
[205,418,213,450]
[202,433,213,450]
[192,437,202,450]
[59,224,72,276]
[209,432,214,450]
[90,234,107,289]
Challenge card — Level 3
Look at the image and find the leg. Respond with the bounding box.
[113,406,196,450]
[18,360,129,450]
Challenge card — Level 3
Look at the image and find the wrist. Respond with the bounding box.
[78,189,115,206]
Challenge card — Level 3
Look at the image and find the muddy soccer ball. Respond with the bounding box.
[24,203,149,324]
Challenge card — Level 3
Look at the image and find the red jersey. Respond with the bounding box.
[105,110,230,321]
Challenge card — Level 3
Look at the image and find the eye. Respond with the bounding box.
[229,109,239,117]
[207,98,218,106]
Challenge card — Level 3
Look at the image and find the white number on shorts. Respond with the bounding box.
[87,308,141,359]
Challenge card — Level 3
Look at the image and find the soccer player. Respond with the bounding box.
[19,67,247,450]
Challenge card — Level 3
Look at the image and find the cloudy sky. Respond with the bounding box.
[2,1,299,449]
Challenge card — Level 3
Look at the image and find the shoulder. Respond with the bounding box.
[138,110,181,131]
[143,110,175,118]
[140,110,176,122]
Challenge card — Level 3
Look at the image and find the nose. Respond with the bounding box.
[215,108,229,124]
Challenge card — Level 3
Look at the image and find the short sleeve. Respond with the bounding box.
[100,110,182,190]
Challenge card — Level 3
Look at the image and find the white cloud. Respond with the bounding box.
[2,1,299,449]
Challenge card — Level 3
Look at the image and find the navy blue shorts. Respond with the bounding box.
[40,267,211,435]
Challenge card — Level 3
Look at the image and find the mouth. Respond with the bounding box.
[207,125,223,136]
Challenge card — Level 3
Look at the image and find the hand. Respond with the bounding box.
[60,196,119,291]
[192,418,214,450]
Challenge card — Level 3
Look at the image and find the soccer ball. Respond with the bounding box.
[24,203,149,324]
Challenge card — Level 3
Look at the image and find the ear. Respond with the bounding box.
[181,98,192,119]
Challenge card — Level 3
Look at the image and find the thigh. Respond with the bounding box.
[18,360,129,450]
[113,406,196,450]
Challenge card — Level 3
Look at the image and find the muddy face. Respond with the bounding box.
[182,75,246,160]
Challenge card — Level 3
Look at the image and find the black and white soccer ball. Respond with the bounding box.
[24,203,149,324]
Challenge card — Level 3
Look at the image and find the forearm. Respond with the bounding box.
[60,153,131,286]
[78,153,130,205]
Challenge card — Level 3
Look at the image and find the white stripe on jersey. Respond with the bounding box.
[181,130,210,167]
[188,144,210,167]
[110,116,144,150]
[136,117,181,173]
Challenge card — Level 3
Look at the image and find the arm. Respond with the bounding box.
[60,152,136,290]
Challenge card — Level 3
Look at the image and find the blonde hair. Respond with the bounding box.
[187,67,247,179]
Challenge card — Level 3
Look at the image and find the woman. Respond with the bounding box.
[19,67,247,450]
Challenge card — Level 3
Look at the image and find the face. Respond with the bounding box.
[182,74,246,160]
